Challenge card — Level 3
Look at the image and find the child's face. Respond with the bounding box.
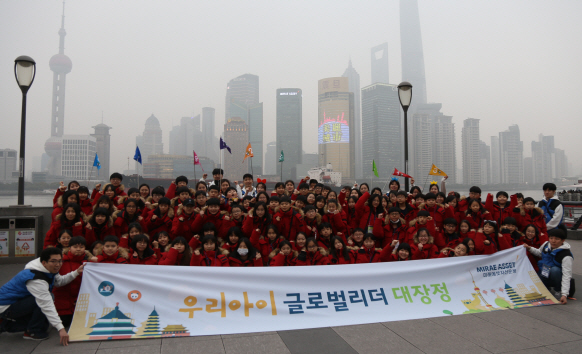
[444,224,456,234]
[110,178,121,186]
[389,194,397,203]
[389,212,400,222]
[363,239,375,249]
[140,186,150,197]
[196,195,207,205]
[417,216,428,224]
[227,190,238,199]
[256,184,265,192]
[99,201,109,209]
[129,192,140,199]
[316,200,325,208]
[208,205,220,214]
[231,208,242,219]
[296,235,306,247]
[208,190,219,198]
[270,201,279,209]
[483,224,494,234]
[179,192,190,201]
[258,194,268,203]
[197,184,207,192]
[306,209,316,219]
[152,194,162,203]
[59,233,71,247]
[382,199,388,208]
[296,200,305,209]
[436,196,444,204]
[65,207,76,221]
[334,239,343,250]
[306,242,318,253]
[280,201,291,212]
[467,240,475,251]
[322,189,329,197]
[320,228,332,238]
[129,228,140,238]
[213,173,222,181]
[549,236,564,249]
[390,182,399,191]
[69,182,80,190]
[79,192,88,201]
[398,249,409,259]
[243,177,253,187]
[469,192,481,200]
[159,235,170,245]
[126,203,137,214]
[267,229,278,241]
[449,199,457,208]
[103,241,118,256]
[307,194,315,204]
[136,240,148,252]
[416,198,424,205]
[327,203,337,213]
[70,243,85,256]
[276,186,285,194]
[460,223,469,233]
[314,186,322,194]
[174,243,186,253]
[506,224,517,233]
[470,203,481,213]
[454,244,468,257]
[525,227,536,239]
[417,232,429,244]
[177,181,187,188]
[300,187,309,195]
[497,195,508,205]
[360,185,368,193]
[221,182,229,191]
[105,189,115,198]
[184,205,195,214]
[353,232,364,243]
[525,201,535,210]
[95,215,106,225]
[285,182,294,192]
[348,200,356,208]
[544,189,555,199]
[243,199,250,208]
[229,234,239,244]
[281,244,292,255]
[204,241,215,252]
[204,230,215,237]
[255,206,266,217]
[159,204,169,214]
[430,185,439,193]
[350,190,359,197]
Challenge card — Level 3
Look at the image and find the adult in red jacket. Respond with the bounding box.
[372,207,409,248]
[191,199,233,241]
[410,228,439,260]
[512,197,548,235]
[273,197,306,241]
[44,203,86,249]
[485,192,517,225]
[355,192,385,234]
[145,197,174,239]
[171,200,198,241]
[84,208,114,245]
[242,202,271,238]
[227,239,263,267]
[53,237,92,326]
[114,199,147,238]
[189,235,230,266]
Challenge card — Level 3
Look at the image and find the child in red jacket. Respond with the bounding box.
[242,202,271,238]
[270,240,297,266]
[420,193,445,231]
[443,195,465,225]
[321,199,348,237]
[295,238,330,266]
[347,228,365,249]
[44,203,86,249]
[380,240,413,262]
[438,242,470,258]
[497,217,522,249]
[95,235,128,263]
[485,191,516,225]
[146,197,173,238]
[406,210,438,245]
[472,220,500,255]
[464,199,492,230]
[439,218,463,251]
[372,207,408,248]
[355,234,383,263]
[395,191,416,224]
[84,207,114,245]
[303,206,321,238]
[291,232,307,252]
[411,228,438,260]
[170,186,195,214]
[513,197,548,235]
[191,198,233,240]
[520,224,548,271]
[53,236,92,327]
[190,235,229,267]
[221,226,242,253]
[114,199,147,238]
[228,238,263,267]
[152,231,171,259]
[328,236,356,264]
[171,198,198,242]
[273,196,306,241]
[159,236,192,266]
[316,222,335,249]
[251,224,285,265]
[77,186,94,217]
[129,234,158,265]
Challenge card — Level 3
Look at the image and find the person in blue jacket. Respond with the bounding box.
[537,183,564,231]
[0,247,82,345]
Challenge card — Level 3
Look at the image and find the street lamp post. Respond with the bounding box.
[14,56,36,206]
[397,81,413,193]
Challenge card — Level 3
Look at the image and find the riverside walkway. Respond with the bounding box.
[2,240,581,354]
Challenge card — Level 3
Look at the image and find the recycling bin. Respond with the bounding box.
[0,216,43,264]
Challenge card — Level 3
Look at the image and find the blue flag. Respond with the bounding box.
[220,137,232,154]
[134,146,142,164]
[93,154,101,175]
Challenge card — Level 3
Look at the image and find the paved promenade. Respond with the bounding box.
[2,241,582,354]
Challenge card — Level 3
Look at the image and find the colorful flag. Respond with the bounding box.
[279,150,284,162]
[243,143,254,161]
[193,151,204,172]
[429,164,447,177]
[220,137,232,154]
[93,154,101,176]
[372,160,379,177]
[133,146,142,165]
[392,168,412,178]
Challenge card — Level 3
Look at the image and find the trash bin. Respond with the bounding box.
[0,216,43,264]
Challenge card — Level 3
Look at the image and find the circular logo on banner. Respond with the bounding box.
[98,281,115,296]
[128,290,141,302]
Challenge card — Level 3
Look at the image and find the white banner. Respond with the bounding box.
[69,247,558,342]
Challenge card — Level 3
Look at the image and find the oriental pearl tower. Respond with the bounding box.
[45,1,72,176]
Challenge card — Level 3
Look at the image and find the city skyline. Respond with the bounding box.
[1,1,581,179]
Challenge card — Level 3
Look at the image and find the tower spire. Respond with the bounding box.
[58,1,67,54]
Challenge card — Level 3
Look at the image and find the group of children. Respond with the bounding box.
[43,170,573,324]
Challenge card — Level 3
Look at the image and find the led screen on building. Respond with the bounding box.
[318,112,350,144]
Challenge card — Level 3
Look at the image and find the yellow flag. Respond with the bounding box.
[243,143,254,161]
[429,164,447,177]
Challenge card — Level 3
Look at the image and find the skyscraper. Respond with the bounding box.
[462,118,481,186]
[0,149,17,183]
[45,2,72,176]
[60,135,97,180]
[531,135,555,183]
[225,74,259,123]
[480,141,491,185]
[202,107,217,160]
[371,43,390,84]
[91,123,112,179]
[169,116,205,158]
[499,125,524,184]
[264,141,277,176]
[137,115,164,163]
[554,148,568,179]
[361,83,401,179]
[318,77,355,179]
[490,136,501,184]
[276,88,302,180]
[342,61,362,179]
[248,103,263,175]
[223,117,249,181]
[400,0,427,106]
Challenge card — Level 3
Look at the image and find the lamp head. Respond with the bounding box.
[14,56,36,93]
[397,81,413,109]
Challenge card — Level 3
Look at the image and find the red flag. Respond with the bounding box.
[393,168,412,178]
[193,151,204,172]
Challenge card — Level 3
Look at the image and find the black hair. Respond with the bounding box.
[445,195,457,204]
[278,240,293,252]
[515,193,524,200]
[90,240,104,251]
[61,203,82,225]
[206,197,221,206]
[429,183,440,192]
[58,229,73,240]
[543,183,557,191]
[77,186,90,195]
[103,235,119,245]
[256,191,270,204]
[230,204,243,213]
[329,236,351,262]
[502,217,517,226]
[195,181,208,191]
[274,182,285,190]
[153,231,171,245]
[347,196,358,205]
[127,222,143,235]
[243,173,253,180]
[284,180,295,186]
[194,190,207,199]
[466,199,484,214]
[371,187,382,195]
[202,222,217,234]
[230,237,257,260]
[243,195,253,201]
[110,172,123,181]
[212,168,224,175]
[363,233,376,242]
[252,202,272,223]
[410,186,421,195]
[299,183,309,190]
[309,179,318,185]
[175,175,188,185]
[176,186,191,196]
[352,227,365,235]
[200,234,219,250]
[69,236,86,247]
[266,224,279,236]
[139,183,150,193]
[436,192,446,200]
[483,220,499,234]
[296,195,307,204]
[469,186,482,194]
[61,189,80,205]
[171,236,188,247]
[68,180,80,189]
[226,226,243,241]
[40,247,63,263]
[305,237,318,249]
[220,179,231,187]
[459,219,472,232]
[396,242,412,259]
[496,191,509,199]
[304,205,316,213]
[359,183,369,192]
[425,193,436,201]
[151,186,166,196]
[208,185,220,193]
[389,179,401,189]
[368,194,383,215]
[256,182,267,191]
[270,196,280,203]
[127,188,139,197]
[131,234,150,250]
[279,196,291,204]
[317,222,332,233]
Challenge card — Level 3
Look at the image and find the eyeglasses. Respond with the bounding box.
[48,260,63,264]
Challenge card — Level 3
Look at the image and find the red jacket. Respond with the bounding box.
[512,207,548,235]
[497,229,523,250]
[250,229,285,264]
[355,192,384,231]
[471,232,498,255]
[96,249,128,263]
[303,215,320,238]
[146,209,174,239]
[242,213,271,238]
[44,216,86,249]
[228,256,263,267]
[191,209,232,240]
[53,250,88,316]
[439,232,463,251]
[444,204,465,227]
[113,211,147,238]
[420,204,445,230]
[485,194,517,225]
[411,243,438,260]
[84,220,115,246]
[463,210,492,230]
[78,199,93,216]
[158,247,186,266]
[355,247,383,263]
[328,250,356,264]
[397,203,417,224]
[372,217,408,248]
[171,207,198,241]
[128,248,158,265]
[190,249,230,266]
[321,210,348,236]
[295,249,330,266]
[520,234,548,271]
[270,252,297,266]
[406,219,438,246]
[273,207,306,241]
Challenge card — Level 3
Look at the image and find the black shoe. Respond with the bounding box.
[23,331,49,341]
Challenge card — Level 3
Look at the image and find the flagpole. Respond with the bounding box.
[88,166,94,187]
[219,140,222,190]
[251,157,253,177]
[422,172,430,192]
[193,162,197,181]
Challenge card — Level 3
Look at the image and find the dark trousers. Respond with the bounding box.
[538,267,563,293]
[0,296,49,335]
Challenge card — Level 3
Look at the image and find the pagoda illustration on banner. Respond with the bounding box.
[461,270,558,314]
[87,302,136,340]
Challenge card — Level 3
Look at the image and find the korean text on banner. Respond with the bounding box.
[68,247,558,342]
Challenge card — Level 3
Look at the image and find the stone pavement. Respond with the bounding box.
[2,241,582,354]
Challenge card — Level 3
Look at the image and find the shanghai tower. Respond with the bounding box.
[400,0,427,105]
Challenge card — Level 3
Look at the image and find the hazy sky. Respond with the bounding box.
[1,0,581,177]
